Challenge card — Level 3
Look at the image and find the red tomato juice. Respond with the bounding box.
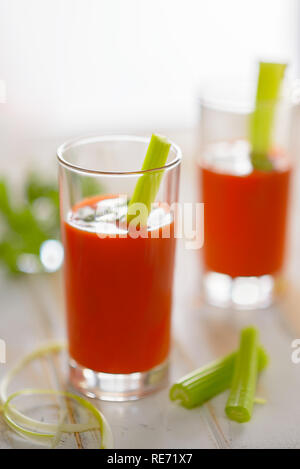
[62,196,176,374]
[199,164,291,278]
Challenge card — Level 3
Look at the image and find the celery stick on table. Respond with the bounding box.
[170,344,268,409]
[225,327,259,423]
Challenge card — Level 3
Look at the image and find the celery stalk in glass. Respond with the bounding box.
[127,134,171,225]
[250,62,287,171]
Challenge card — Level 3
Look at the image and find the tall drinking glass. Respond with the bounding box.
[57,136,181,400]
[197,83,292,309]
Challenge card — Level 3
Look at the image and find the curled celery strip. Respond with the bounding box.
[0,342,113,448]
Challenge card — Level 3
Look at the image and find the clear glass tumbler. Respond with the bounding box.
[57,135,181,400]
[197,83,293,309]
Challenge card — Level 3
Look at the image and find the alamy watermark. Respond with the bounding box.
[96,201,205,250]
[0,339,6,364]
[291,339,300,364]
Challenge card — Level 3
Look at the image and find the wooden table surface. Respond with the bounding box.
[1,134,300,449]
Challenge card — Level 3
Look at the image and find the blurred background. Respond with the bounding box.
[0,0,299,275]
[0,0,299,169]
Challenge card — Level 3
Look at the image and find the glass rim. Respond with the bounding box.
[198,77,298,114]
[57,134,182,176]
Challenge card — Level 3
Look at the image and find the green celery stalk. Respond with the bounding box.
[169,344,268,409]
[127,134,171,225]
[250,62,286,171]
[225,327,259,423]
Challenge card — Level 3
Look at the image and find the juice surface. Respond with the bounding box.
[199,163,291,278]
[62,196,176,374]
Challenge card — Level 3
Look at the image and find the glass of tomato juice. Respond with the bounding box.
[198,83,292,309]
[57,135,181,400]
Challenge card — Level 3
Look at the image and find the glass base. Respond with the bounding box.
[69,358,169,401]
[203,271,274,310]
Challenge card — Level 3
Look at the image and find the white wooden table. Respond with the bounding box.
[1,133,300,449]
